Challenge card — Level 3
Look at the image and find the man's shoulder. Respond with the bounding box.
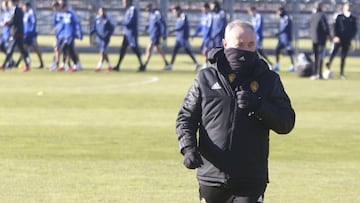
[196,66,220,81]
[255,60,279,79]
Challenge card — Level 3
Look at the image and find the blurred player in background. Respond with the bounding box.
[248,6,273,66]
[113,0,145,72]
[48,1,61,70]
[15,1,44,69]
[0,0,15,69]
[58,0,83,70]
[56,2,79,72]
[325,2,357,80]
[0,0,31,72]
[273,6,295,72]
[309,2,331,80]
[192,2,212,69]
[209,1,226,49]
[166,5,200,71]
[90,7,114,72]
[143,3,169,71]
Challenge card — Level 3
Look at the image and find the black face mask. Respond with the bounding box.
[224,48,258,76]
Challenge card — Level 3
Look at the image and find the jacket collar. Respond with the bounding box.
[207,47,269,79]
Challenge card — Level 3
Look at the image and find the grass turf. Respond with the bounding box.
[0,46,359,202]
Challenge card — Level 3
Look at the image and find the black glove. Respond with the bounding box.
[183,147,203,169]
[236,88,261,112]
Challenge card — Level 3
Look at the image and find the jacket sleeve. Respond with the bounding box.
[176,76,202,154]
[351,16,357,39]
[255,75,295,134]
[334,15,341,37]
[321,14,330,36]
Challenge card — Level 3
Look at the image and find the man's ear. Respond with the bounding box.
[222,39,227,48]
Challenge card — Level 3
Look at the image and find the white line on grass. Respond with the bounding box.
[123,76,159,87]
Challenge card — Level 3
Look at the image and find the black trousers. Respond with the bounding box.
[327,42,350,76]
[312,43,326,77]
[199,184,266,203]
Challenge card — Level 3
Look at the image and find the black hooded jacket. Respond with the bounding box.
[176,48,295,187]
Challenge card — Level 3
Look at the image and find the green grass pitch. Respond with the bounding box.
[0,36,359,202]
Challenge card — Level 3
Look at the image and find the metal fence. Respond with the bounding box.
[5,0,360,49]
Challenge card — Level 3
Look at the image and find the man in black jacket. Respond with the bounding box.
[309,2,331,80]
[176,20,295,203]
[325,3,357,80]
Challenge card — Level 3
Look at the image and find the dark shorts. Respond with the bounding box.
[199,183,267,203]
[97,38,109,53]
[201,38,212,52]
[58,37,74,51]
[276,40,292,51]
[24,35,37,46]
[174,39,191,50]
[209,36,223,49]
[150,35,161,46]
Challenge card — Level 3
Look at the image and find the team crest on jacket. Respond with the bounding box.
[250,81,259,93]
[228,73,236,83]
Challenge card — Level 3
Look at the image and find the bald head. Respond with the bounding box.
[223,20,256,52]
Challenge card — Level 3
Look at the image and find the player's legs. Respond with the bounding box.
[326,43,340,69]
[2,39,17,68]
[15,43,29,67]
[183,41,200,71]
[67,41,78,71]
[96,40,112,72]
[256,38,272,66]
[311,43,325,79]
[17,38,31,71]
[183,40,198,64]
[32,38,44,68]
[143,43,154,67]
[274,42,284,63]
[201,41,209,68]
[131,45,145,71]
[50,39,61,70]
[167,41,182,70]
[154,44,169,66]
[113,36,130,71]
[286,48,295,69]
[340,43,350,77]
[272,42,284,71]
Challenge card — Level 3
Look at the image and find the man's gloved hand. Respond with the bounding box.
[183,147,203,169]
[236,87,261,112]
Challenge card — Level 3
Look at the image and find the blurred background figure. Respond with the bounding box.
[143,3,169,71]
[209,1,226,49]
[90,7,114,72]
[15,1,44,69]
[0,0,15,69]
[0,0,31,72]
[273,6,295,72]
[247,6,273,66]
[192,2,212,69]
[56,2,79,72]
[309,2,330,80]
[325,3,357,80]
[166,5,200,71]
[113,0,145,72]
